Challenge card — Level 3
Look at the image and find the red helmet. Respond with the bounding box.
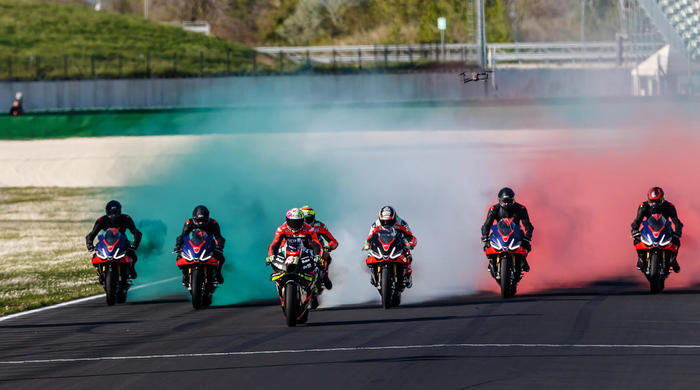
[648,187,665,207]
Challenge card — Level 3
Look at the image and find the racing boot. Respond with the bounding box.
[323,272,333,290]
[181,270,190,288]
[487,258,497,278]
[636,257,643,270]
[522,258,531,272]
[129,264,138,279]
[403,273,413,288]
[216,266,224,284]
[370,272,378,287]
[671,256,680,273]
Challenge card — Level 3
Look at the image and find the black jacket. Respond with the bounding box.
[631,201,683,236]
[86,214,142,248]
[481,202,534,240]
[175,219,225,249]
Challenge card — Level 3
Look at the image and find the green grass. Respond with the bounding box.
[0,0,258,79]
[0,187,118,316]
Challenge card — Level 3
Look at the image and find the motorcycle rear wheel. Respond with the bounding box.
[649,253,664,294]
[191,267,206,309]
[500,256,514,299]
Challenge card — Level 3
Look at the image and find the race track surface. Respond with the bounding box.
[3,281,700,389]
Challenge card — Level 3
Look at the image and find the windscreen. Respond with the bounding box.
[104,229,120,245]
[497,220,514,236]
[189,230,208,247]
[647,215,667,232]
[286,237,304,252]
[378,227,397,244]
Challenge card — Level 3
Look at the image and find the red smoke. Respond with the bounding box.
[480,122,700,294]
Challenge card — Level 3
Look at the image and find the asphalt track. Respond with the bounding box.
[3,280,700,389]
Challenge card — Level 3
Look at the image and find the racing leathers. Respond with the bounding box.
[481,202,534,273]
[308,220,338,290]
[363,217,417,287]
[174,218,226,284]
[267,222,325,265]
[631,200,683,271]
[86,214,142,279]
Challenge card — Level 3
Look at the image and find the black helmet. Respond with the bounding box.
[498,187,515,210]
[106,200,122,216]
[286,208,304,232]
[378,205,397,226]
[648,187,665,207]
[192,205,210,227]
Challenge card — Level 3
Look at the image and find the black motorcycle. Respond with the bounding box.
[365,226,410,309]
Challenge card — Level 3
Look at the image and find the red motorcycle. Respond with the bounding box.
[365,226,410,309]
[92,228,133,305]
[484,218,528,298]
[634,214,678,294]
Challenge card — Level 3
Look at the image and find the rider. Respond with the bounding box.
[362,206,417,288]
[174,205,226,285]
[481,187,534,274]
[266,208,325,268]
[300,205,338,290]
[86,200,142,279]
[631,186,683,272]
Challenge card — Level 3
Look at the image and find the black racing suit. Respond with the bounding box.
[631,201,683,262]
[481,202,534,273]
[86,214,142,277]
[174,219,226,282]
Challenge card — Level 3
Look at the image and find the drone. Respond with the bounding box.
[459,70,493,83]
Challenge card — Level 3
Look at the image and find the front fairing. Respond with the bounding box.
[271,241,317,285]
[487,220,524,254]
[92,231,131,264]
[637,217,675,250]
[365,227,407,264]
[177,230,219,266]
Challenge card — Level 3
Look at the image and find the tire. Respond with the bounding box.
[380,266,392,309]
[105,264,117,306]
[285,283,298,327]
[191,267,205,309]
[500,255,513,299]
[649,252,663,294]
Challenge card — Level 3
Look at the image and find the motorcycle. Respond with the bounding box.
[176,229,221,309]
[635,214,678,294]
[92,228,132,306]
[268,237,320,327]
[484,218,528,299]
[365,226,410,309]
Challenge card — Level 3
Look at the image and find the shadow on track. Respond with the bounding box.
[306,313,541,327]
[0,320,140,329]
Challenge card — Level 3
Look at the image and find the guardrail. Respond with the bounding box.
[256,41,666,68]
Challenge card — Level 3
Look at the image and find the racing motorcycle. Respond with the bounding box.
[484,219,527,299]
[92,228,132,306]
[635,214,678,294]
[176,229,221,309]
[268,237,320,327]
[365,226,410,309]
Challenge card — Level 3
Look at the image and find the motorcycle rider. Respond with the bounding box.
[300,205,338,290]
[481,187,534,275]
[631,187,683,272]
[86,200,142,279]
[266,208,325,269]
[362,206,417,288]
[174,205,226,285]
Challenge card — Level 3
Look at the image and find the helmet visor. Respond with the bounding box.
[287,218,304,231]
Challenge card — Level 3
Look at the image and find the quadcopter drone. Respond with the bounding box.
[459,70,493,83]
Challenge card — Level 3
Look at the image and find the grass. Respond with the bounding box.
[0,187,119,316]
[0,0,258,79]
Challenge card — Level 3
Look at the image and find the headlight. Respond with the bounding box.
[201,255,212,260]
[113,248,125,259]
[370,250,382,259]
[491,240,503,250]
[659,234,671,246]
[641,234,653,246]
[182,250,194,261]
[508,241,521,250]
[389,248,402,259]
[97,249,108,259]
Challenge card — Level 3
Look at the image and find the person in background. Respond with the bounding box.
[9,92,23,117]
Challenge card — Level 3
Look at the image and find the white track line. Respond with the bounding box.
[0,276,180,323]
[2,343,700,365]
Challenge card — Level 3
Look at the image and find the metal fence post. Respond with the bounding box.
[90,55,95,78]
[306,50,310,67]
[279,51,283,73]
[408,47,413,65]
[435,43,439,62]
[384,45,388,68]
[358,48,362,69]
[226,49,231,74]
[332,49,336,69]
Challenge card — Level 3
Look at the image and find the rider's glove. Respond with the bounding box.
[315,255,325,266]
[631,230,641,239]
[481,237,490,250]
[87,243,95,252]
[323,244,331,253]
[673,232,682,239]
[129,243,137,250]
[265,255,274,265]
[362,243,369,251]
[173,245,182,253]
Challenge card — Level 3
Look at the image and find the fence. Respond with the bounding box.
[0,41,666,81]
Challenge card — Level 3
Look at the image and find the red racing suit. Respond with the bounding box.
[268,222,325,260]
[364,217,417,276]
[308,220,338,273]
